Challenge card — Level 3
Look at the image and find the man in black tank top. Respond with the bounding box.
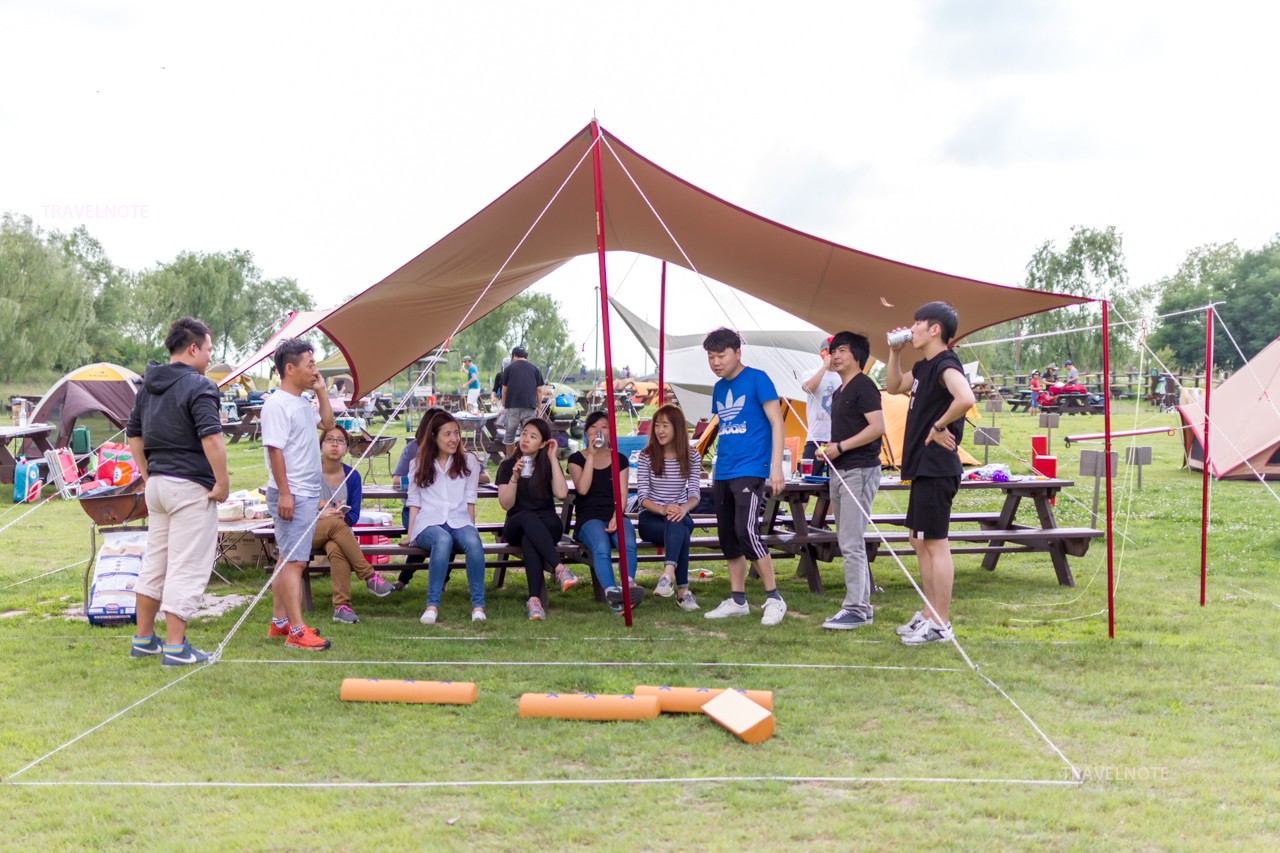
[885,302,976,646]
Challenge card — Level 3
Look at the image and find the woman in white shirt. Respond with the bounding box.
[405,411,486,624]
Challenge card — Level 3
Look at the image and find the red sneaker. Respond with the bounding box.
[267,620,291,638]
[285,625,331,651]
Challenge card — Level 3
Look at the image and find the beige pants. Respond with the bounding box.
[136,476,218,622]
[312,515,377,607]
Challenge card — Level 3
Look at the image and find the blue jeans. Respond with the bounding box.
[414,523,486,608]
[637,510,694,587]
[575,517,637,589]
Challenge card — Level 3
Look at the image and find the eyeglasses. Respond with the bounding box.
[323,438,348,446]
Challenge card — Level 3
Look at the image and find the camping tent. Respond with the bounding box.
[213,123,1089,397]
[1177,337,1280,480]
[613,297,976,468]
[30,363,140,447]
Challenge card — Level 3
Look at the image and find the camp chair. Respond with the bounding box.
[43,448,98,500]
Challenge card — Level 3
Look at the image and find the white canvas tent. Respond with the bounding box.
[1178,336,1280,480]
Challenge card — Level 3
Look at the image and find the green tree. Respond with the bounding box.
[1148,242,1241,370]
[134,250,314,362]
[0,214,97,380]
[449,291,580,386]
[1217,235,1280,369]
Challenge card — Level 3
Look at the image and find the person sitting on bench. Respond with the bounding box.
[495,418,575,620]
[634,403,701,612]
[316,424,394,625]
[568,411,644,614]
[405,411,487,625]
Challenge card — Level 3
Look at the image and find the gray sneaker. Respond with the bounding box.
[605,585,646,612]
[130,635,163,658]
[161,641,213,667]
[676,591,700,612]
[822,609,872,630]
[332,605,359,624]
[896,611,926,636]
[901,620,953,645]
[365,574,394,598]
[654,575,675,598]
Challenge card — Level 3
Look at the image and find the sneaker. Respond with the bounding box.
[822,609,872,631]
[365,574,394,598]
[391,580,408,592]
[654,575,675,598]
[896,611,926,636]
[704,598,751,619]
[605,585,646,612]
[161,640,213,667]
[420,606,438,625]
[676,591,700,612]
[760,597,788,627]
[129,635,163,658]
[267,620,291,638]
[554,565,579,592]
[526,597,546,621]
[900,620,953,646]
[470,608,487,622]
[332,605,359,624]
[285,625,331,651]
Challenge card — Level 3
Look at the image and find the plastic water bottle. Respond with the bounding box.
[782,447,792,478]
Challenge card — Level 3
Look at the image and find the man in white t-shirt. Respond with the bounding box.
[801,337,841,477]
[261,338,336,652]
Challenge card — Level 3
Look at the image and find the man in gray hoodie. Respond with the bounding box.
[125,317,229,666]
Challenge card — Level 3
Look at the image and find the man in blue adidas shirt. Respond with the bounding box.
[702,328,788,626]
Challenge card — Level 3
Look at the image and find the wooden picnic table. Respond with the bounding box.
[1,422,56,484]
[222,405,262,444]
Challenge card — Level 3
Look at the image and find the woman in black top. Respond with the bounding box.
[495,418,575,620]
[567,411,643,612]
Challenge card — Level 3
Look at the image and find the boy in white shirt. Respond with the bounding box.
[261,338,336,651]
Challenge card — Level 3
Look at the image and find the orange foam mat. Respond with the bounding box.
[339,678,478,705]
[517,692,660,721]
[701,689,775,744]
[634,685,774,713]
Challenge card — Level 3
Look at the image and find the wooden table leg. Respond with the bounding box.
[981,491,1023,571]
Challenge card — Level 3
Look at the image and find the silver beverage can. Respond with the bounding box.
[520,455,535,478]
[887,328,912,347]
[592,433,607,449]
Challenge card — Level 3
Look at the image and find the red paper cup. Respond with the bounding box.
[800,458,813,477]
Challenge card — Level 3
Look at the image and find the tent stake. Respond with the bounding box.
[1200,306,1213,606]
[591,120,635,626]
[1102,301,1115,639]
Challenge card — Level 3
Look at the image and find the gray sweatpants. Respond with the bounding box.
[829,466,881,617]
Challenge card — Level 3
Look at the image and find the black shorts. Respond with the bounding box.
[905,475,959,540]
[713,477,769,561]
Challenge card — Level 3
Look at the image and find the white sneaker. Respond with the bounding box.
[896,611,925,636]
[900,620,953,645]
[470,608,486,622]
[760,597,787,626]
[654,576,675,598]
[704,598,751,619]
[676,591,700,612]
[419,607,438,625]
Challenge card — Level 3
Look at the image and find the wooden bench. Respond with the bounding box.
[1041,393,1103,415]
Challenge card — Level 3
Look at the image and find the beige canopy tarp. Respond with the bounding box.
[232,124,1091,398]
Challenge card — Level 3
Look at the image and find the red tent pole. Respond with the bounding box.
[657,261,667,407]
[590,120,634,626]
[1102,301,1116,638]
[1200,306,1214,606]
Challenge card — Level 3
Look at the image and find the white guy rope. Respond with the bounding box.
[217,658,965,673]
[0,558,90,591]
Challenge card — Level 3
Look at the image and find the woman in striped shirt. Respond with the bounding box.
[635,403,702,611]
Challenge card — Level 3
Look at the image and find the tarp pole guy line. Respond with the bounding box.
[0,559,90,592]
[216,658,966,673]
[211,136,603,661]
[3,661,212,782]
[5,774,1083,790]
[956,302,1221,349]
[1227,583,1280,612]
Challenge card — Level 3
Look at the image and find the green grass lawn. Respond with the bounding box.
[2,401,1279,850]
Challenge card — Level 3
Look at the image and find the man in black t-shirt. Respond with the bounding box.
[500,346,547,454]
[885,302,976,646]
[818,332,885,631]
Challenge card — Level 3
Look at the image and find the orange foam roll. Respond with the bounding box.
[517,692,660,721]
[634,685,774,714]
[702,689,774,744]
[339,678,478,705]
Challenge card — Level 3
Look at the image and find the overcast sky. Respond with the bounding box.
[3,0,1277,375]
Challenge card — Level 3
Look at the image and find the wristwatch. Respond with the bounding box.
[932,423,947,433]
